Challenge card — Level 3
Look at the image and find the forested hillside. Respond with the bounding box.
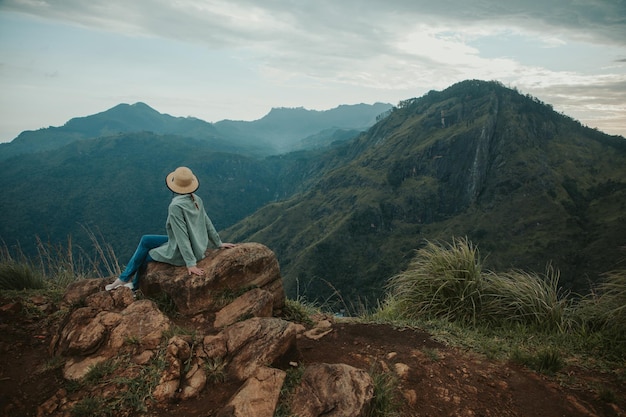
[0,103,388,260]
[0,133,274,258]
[223,80,626,304]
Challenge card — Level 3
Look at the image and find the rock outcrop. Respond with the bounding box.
[290,363,375,417]
[40,242,376,417]
[141,242,285,316]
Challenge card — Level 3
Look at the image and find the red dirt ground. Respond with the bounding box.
[0,299,624,417]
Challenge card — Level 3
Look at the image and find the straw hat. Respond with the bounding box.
[166,166,199,194]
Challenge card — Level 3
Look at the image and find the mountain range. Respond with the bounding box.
[0,101,391,159]
[1,80,624,307]
[0,102,391,261]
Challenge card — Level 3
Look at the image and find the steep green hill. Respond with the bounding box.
[223,80,626,305]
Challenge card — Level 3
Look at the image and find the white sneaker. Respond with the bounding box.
[105,278,126,291]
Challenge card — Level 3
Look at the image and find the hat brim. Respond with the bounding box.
[166,171,199,194]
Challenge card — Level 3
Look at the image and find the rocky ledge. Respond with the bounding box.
[40,242,374,417]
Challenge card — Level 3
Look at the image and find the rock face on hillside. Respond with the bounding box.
[40,242,375,417]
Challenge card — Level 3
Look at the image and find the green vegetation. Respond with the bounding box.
[149,291,179,317]
[65,350,169,416]
[282,297,318,326]
[575,269,626,356]
[386,237,484,325]
[385,238,570,331]
[0,261,44,290]
[111,354,167,412]
[275,365,306,417]
[83,359,119,385]
[510,346,565,375]
[376,237,625,365]
[70,397,112,417]
[0,234,119,293]
[204,357,227,384]
[368,364,402,417]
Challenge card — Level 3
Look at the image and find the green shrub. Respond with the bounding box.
[0,262,44,290]
[481,265,571,332]
[384,238,571,331]
[282,298,317,326]
[576,269,626,355]
[385,237,483,324]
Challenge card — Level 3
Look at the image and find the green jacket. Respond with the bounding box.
[149,194,223,267]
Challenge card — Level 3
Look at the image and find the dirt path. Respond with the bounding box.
[298,322,624,417]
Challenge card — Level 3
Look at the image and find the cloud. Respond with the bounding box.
[1,0,625,137]
[3,1,623,87]
[4,1,624,46]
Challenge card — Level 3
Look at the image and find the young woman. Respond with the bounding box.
[106,166,235,291]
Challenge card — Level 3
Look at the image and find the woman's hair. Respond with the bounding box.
[189,193,199,209]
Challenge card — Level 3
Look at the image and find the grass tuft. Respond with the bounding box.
[576,269,626,352]
[510,346,564,375]
[204,357,227,384]
[1,229,121,292]
[368,364,401,417]
[385,239,571,332]
[70,397,112,417]
[275,365,306,417]
[282,298,318,326]
[386,237,483,325]
[0,262,44,290]
[83,359,119,385]
[480,265,571,332]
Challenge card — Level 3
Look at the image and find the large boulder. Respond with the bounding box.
[50,279,171,381]
[217,366,286,417]
[152,336,194,402]
[213,288,274,328]
[201,317,299,381]
[290,363,375,417]
[141,243,285,316]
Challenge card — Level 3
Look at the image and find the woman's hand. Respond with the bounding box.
[220,243,236,249]
[187,266,205,276]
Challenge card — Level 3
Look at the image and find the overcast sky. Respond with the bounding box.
[1,0,625,143]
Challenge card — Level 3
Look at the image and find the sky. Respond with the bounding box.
[0,0,625,143]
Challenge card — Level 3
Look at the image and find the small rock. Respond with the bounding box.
[0,302,22,314]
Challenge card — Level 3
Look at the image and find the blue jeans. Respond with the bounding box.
[120,235,168,287]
